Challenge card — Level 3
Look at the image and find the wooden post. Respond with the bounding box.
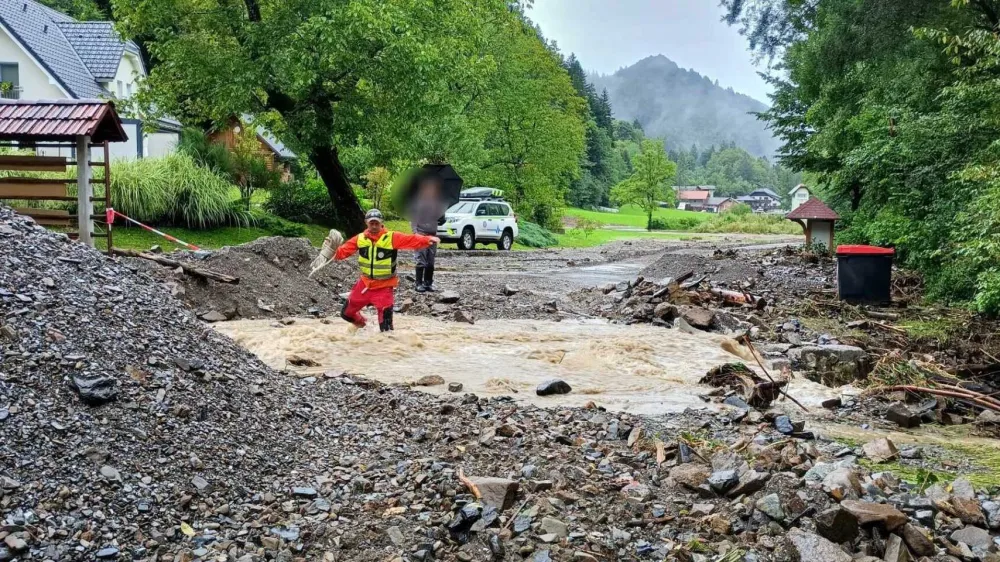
[804,219,812,246]
[104,141,112,255]
[76,135,93,247]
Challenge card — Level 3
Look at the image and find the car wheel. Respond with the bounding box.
[497,229,513,251]
[458,227,475,250]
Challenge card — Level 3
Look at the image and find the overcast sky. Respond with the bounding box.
[527,0,772,103]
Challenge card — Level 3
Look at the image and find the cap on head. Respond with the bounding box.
[365,209,384,224]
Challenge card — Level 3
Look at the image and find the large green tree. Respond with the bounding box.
[114,0,517,232]
[611,139,677,230]
[463,19,587,227]
[722,0,1000,310]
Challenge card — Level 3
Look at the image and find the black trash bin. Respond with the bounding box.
[836,245,895,304]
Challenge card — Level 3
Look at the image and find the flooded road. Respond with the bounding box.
[217,316,838,416]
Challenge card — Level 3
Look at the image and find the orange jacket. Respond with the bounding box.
[335,228,434,289]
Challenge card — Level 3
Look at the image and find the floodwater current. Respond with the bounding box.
[216,316,839,416]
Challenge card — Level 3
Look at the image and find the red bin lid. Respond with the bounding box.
[836,245,895,256]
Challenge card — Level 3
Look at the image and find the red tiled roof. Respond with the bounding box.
[0,99,128,143]
[678,190,711,201]
[786,196,840,220]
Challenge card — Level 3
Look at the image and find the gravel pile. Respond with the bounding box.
[5,208,1000,561]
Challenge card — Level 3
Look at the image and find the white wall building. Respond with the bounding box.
[789,184,811,211]
[0,0,180,159]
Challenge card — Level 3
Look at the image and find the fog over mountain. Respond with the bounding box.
[590,55,781,158]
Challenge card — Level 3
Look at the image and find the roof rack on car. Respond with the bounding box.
[459,187,505,201]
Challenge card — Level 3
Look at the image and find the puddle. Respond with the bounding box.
[216,316,838,416]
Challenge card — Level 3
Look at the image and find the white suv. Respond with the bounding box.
[438,189,519,250]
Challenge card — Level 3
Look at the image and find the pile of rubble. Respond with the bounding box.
[136,237,574,324]
[7,207,1000,562]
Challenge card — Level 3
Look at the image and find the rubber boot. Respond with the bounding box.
[424,265,436,292]
[415,266,427,293]
[379,309,394,332]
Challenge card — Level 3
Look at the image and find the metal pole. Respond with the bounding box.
[76,135,93,247]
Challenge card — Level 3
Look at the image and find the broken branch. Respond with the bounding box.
[114,249,238,284]
[457,467,482,500]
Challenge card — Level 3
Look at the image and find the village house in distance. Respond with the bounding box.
[672,185,784,213]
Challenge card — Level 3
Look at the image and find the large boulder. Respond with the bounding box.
[787,344,870,385]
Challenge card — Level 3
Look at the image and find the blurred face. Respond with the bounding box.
[418,179,441,200]
[366,219,383,236]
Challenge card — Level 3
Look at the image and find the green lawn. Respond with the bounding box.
[565,205,711,230]
[554,228,696,248]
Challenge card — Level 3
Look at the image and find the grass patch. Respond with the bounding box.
[901,319,959,342]
[565,205,710,230]
[554,228,693,248]
[697,210,802,235]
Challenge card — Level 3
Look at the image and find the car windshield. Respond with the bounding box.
[447,202,476,214]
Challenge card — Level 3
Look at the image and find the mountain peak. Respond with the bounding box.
[591,57,778,158]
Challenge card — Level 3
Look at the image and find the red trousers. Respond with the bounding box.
[340,279,394,327]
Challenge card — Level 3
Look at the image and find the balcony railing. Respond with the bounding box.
[0,87,22,100]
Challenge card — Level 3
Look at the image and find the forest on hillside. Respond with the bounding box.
[591,55,782,159]
[724,0,1000,313]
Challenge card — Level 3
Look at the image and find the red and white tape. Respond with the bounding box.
[106,208,202,251]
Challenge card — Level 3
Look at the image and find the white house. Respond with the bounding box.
[0,0,180,159]
[789,184,811,211]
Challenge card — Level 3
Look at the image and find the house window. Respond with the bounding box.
[117,80,123,98]
[126,82,133,97]
[0,64,19,99]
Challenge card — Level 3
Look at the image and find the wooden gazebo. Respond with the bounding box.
[786,196,840,250]
[0,99,128,250]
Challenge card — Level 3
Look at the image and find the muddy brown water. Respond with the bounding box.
[216,316,839,416]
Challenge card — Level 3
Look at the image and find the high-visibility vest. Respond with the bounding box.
[356,232,397,280]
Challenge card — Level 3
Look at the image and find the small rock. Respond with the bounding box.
[540,517,568,538]
[453,310,475,324]
[774,415,795,435]
[840,500,908,531]
[821,467,862,501]
[681,307,715,330]
[95,547,120,559]
[821,398,842,409]
[785,529,851,562]
[414,375,445,387]
[755,493,785,521]
[3,536,26,552]
[885,402,921,429]
[900,523,935,557]
[814,506,859,544]
[199,310,228,323]
[438,291,461,304]
[862,438,899,463]
[536,379,572,396]
[707,470,739,494]
[502,285,519,297]
[982,500,1000,530]
[670,464,710,490]
[292,487,318,498]
[387,526,405,547]
[99,465,121,482]
[68,373,118,406]
[191,476,210,491]
[690,503,715,516]
[950,526,992,549]
[469,477,519,511]
[882,534,912,562]
[448,382,464,393]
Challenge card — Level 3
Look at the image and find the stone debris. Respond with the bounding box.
[5,205,1000,561]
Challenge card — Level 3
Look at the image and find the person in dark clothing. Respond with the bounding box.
[409,175,447,292]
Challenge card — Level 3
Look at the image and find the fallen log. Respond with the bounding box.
[680,275,706,290]
[114,249,239,284]
[711,288,767,310]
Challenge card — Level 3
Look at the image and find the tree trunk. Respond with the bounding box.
[647,208,653,231]
[311,145,366,233]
